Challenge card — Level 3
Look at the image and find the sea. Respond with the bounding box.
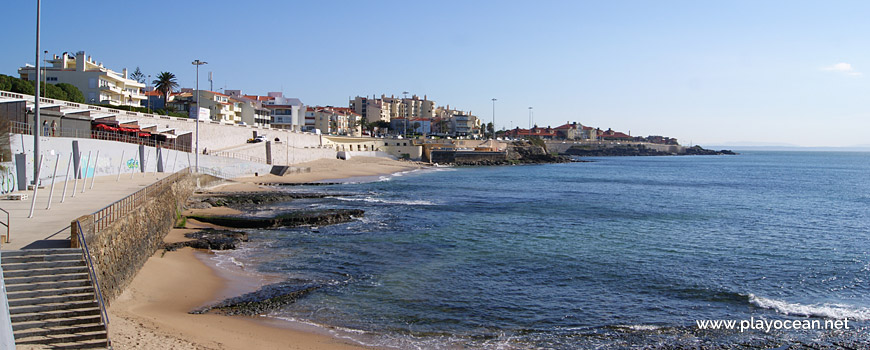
[210,151,870,349]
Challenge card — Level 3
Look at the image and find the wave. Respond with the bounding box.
[336,196,435,206]
[748,294,870,320]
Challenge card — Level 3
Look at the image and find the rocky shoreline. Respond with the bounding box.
[564,144,737,157]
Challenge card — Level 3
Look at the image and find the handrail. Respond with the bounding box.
[74,220,111,349]
[92,167,193,232]
[9,121,192,153]
[0,208,8,244]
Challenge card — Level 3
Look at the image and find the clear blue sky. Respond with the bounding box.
[2,1,868,147]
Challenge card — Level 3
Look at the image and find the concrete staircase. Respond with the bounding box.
[1,248,110,349]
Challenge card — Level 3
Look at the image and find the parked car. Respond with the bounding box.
[247,135,267,143]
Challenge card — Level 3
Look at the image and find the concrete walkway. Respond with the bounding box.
[0,172,170,250]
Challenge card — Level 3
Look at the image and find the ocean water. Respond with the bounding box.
[214,151,870,349]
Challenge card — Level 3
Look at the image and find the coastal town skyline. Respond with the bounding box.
[2,1,869,147]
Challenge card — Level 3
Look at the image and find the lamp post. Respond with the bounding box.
[491,98,497,140]
[192,60,207,171]
[528,107,533,139]
[33,0,42,183]
[147,74,151,113]
[402,91,409,137]
[42,50,48,97]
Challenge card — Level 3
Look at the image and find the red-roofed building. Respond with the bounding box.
[504,126,558,139]
[598,128,634,141]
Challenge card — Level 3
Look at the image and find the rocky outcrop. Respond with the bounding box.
[163,229,249,251]
[191,282,320,316]
[506,142,571,164]
[565,144,736,157]
[187,209,364,228]
[188,191,350,209]
[683,145,737,155]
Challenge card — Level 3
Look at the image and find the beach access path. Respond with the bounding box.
[0,172,171,250]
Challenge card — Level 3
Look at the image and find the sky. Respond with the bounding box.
[2,1,868,147]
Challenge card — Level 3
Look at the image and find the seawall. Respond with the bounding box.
[71,171,221,303]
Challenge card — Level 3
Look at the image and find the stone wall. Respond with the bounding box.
[71,172,221,303]
[430,150,507,164]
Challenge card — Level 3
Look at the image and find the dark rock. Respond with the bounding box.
[188,191,351,209]
[191,282,320,316]
[187,209,364,229]
[163,229,248,251]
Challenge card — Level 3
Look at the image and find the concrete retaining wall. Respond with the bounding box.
[72,172,220,303]
[8,135,276,190]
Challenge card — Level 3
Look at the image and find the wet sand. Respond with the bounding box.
[106,157,421,349]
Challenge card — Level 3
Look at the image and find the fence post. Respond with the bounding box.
[71,152,82,198]
[28,155,44,218]
[46,154,60,210]
[89,150,100,189]
[116,150,125,182]
[81,151,91,194]
[60,153,72,203]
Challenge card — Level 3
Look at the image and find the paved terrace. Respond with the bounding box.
[0,173,170,250]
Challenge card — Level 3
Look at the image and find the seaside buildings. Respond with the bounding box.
[17,51,145,107]
[307,106,362,136]
[349,94,436,124]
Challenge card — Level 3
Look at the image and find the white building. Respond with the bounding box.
[263,92,305,131]
[18,51,145,107]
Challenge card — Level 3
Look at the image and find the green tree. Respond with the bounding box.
[486,122,494,138]
[11,79,34,95]
[56,83,84,103]
[152,72,178,109]
[129,67,146,84]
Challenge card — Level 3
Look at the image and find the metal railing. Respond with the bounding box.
[0,208,8,244]
[91,167,193,233]
[208,150,266,164]
[74,220,111,349]
[10,121,192,153]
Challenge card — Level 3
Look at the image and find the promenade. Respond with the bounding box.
[0,172,169,250]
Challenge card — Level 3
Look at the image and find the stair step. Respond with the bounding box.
[2,259,85,271]
[1,248,80,257]
[9,300,99,315]
[0,252,82,264]
[27,339,110,350]
[5,279,92,292]
[14,323,107,339]
[11,307,101,323]
[2,265,88,278]
[14,330,108,345]
[12,315,103,331]
[5,272,90,285]
[7,286,94,300]
[8,293,95,307]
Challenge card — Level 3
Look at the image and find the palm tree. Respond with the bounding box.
[152,72,178,108]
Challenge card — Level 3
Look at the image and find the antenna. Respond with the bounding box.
[208,72,213,91]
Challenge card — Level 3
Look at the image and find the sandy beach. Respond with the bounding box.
[107,157,423,349]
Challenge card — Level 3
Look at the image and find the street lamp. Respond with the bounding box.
[33,0,42,182]
[528,107,533,139]
[491,98,497,140]
[402,91,411,137]
[192,59,207,171]
[42,50,48,97]
[147,74,151,113]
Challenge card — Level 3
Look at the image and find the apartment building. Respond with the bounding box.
[18,51,145,107]
[310,106,362,136]
[262,92,304,131]
[168,90,242,123]
[226,90,271,126]
[349,94,436,124]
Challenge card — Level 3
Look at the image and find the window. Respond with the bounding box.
[46,77,58,82]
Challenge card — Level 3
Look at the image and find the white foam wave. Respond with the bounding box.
[616,324,662,331]
[748,294,870,320]
[336,196,435,206]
